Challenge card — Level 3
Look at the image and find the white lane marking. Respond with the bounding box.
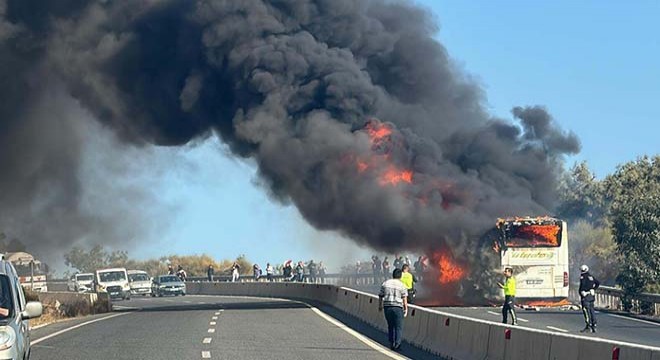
[517,318,529,323]
[113,305,140,310]
[487,311,499,316]
[307,306,408,360]
[546,326,569,333]
[32,312,132,345]
[214,312,220,315]
[202,351,211,358]
[207,328,215,333]
[608,313,660,326]
[203,337,212,344]
[210,321,216,326]
[212,316,218,320]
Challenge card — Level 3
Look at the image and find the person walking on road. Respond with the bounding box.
[176,265,187,282]
[318,261,326,284]
[207,265,214,282]
[400,264,417,304]
[253,263,261,281]
[498,267,517,325]
[382,257,390,282]
[295,261,305,282]
[579,265,600,333]
[231,262,241,282]
[379,268,408,351]
[308,260,318,283]
[266,263,274,282]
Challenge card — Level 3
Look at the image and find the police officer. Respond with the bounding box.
[400,264,417,304]
[498,267,517,325]
[579,265,600,333]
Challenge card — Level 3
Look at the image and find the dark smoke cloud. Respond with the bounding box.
[1,1,580,279]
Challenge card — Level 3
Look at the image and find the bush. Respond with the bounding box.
[23,287,40,302]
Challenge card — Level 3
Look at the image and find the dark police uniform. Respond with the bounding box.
[579,271,600,332]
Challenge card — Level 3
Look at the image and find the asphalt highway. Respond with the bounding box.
[29,295,434,360]
[434,306,660,348]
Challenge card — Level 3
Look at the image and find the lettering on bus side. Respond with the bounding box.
[510,251,555,260]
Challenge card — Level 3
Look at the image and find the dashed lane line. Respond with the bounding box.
[202,351,211,358]
[487,311,499,316]
[212,316,218,320]
[203,337,212,344]
[207,328,216,333]
[32,312,132,345]
[210,321,216,326]
[546,326,569,333]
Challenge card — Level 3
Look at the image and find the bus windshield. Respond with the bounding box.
[502,223,561,248]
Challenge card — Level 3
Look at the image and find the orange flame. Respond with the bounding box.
[365,121,392,142]
[433,251,465,284]
[379,168,413,186]
[506,224,560,247]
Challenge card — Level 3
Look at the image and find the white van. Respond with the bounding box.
[127,270,152,296]
[95,268,131,300]
[68,273,95,293]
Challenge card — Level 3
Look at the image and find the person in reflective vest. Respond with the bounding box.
[498,267,517,325]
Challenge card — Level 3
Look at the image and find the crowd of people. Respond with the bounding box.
[201,260,329,283]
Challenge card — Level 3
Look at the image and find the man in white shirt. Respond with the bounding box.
[378,268,408,351]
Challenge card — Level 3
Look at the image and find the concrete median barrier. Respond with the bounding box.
[188,282,660,359]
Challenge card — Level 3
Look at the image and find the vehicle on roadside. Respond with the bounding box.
[127,270,152,296]
[0,256,43,360]
[151,275,186,297]
[95,268,131,300]
[67,273,95,293]
[496,216,569,304]
[5,252,48,292]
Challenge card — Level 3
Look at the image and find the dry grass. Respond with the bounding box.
[24,288,111,328]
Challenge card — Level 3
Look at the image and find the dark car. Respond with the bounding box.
[151,275,186,297]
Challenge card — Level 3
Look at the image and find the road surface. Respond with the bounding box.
[30,295,433,360]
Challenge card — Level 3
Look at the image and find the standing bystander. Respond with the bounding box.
[379,269,408,351]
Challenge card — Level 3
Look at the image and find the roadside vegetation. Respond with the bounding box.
[557,156,660,312]
[63,247,253,277]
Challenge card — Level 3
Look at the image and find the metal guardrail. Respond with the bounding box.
[570,285,660,316]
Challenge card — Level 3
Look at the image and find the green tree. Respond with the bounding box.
[64,244,108,273]
[569,220,619,284]
[604,156,660,311]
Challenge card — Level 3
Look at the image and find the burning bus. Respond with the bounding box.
[495,217,569,303]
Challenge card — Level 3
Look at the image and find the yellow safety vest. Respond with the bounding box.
[401,272,414,290]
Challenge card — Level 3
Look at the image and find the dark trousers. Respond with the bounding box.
[384,306,404,347]
[581,297,597,326]
[502,295,517,324]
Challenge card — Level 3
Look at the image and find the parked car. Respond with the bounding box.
[67,273,95,293]
[127,270,152,296]
[95,268,131,300]
[151,275,186,297]
[0,256,43,359]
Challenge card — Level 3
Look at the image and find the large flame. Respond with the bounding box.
[433,250,466,284]
[506,224,560,247]
[380,167,413,186]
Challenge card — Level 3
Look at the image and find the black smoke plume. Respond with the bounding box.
[1,0,579,287]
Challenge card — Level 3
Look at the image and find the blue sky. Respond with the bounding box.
[131,1,659,270]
